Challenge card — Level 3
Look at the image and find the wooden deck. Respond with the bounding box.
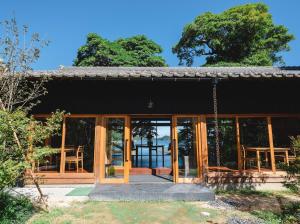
[206,170,290,184]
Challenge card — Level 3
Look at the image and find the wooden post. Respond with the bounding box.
[267,117,276,173]
[171,116,178,183]
[196,116,203,180]
[200,116,209,176]
[94,116,101,182]
[124,116,130,183]
[99,117,105,182]
[235,117,242,171]
[60,117,66,173]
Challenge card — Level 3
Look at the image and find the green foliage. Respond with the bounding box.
[0,110,63,190]
[108,166,116,177]
[215,186,271,196]
[252,202,300,224]
[281,136,300,194]
[173,3,294,66]
[74,34,167,67]
[0,192,35,224]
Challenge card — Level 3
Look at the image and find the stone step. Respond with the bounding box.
[89,183,215,201]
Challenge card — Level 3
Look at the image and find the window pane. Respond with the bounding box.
[177,118,198,178]
[239,118,269,170]
[272,117,300,167]
[207,118,238,170]
[240,118,268,147]
[65,118,95,173]
[35,118,61,173]
[105,118,125,179]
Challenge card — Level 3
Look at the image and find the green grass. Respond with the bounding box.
[28,201,224,224]
[66,187,93,196]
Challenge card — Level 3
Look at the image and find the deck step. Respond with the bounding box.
[89,183,215,201]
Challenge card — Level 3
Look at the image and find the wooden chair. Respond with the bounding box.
[65,145,84,172]
[275,147,297,165]
[241,145,259,170]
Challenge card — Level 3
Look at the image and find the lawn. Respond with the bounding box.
[27,201,246,224]
[2,189,299,224]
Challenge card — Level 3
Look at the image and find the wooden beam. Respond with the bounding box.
[235,117,242,171]
[267,117,276,173]
[60,117,66,173]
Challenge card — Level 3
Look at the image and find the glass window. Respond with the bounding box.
[272,117,300,166]
[207,118,238,170]
[176,118,198,178]
[64,118,95,173]
[105,118,125,179]
[34,118,61,173]
[239,118,269,170]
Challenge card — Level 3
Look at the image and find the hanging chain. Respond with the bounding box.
[213,78,221,167]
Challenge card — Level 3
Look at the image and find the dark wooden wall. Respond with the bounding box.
[31,79,300,115]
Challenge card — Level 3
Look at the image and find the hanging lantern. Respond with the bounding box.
[147,96,154,109]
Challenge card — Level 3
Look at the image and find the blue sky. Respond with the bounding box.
[1,0,299,69]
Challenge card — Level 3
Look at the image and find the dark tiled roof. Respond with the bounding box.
[30,66,300,79]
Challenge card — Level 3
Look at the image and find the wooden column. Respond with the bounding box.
[267,117,276,173]
[99,117,106,182]
[94,116,102,182]
[196,117,203,180]
[124,116,130,183]
[235,117,242,171]
[60,117,66,173]
[171,116,178,183]
[200,116,208,175]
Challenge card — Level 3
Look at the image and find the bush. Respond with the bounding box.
[252,202,300,224]
[281,136,300,194]
[0,192,36,224]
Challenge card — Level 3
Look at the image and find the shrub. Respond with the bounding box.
[0,192,36,224]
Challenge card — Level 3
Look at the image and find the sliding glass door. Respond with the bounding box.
[172,116,201,183]
[101,116,130,183]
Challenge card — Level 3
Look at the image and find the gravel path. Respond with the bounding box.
[12,185,92,207]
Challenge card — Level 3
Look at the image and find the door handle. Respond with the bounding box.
[125,139,129,162]
[173,139,177,162]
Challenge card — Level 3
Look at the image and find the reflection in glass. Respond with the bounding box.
[35,118,61,173]
[272,117,300,166]
[177,118,198,178]
[65,118,95,173]
[240,118,268,147]
[131,119,171,169]
[240,118,269,169]
[207,118,238,170]
[105,118,125,178]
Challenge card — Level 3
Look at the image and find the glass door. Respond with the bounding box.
[101,116,130,183]
[172,116,201,183]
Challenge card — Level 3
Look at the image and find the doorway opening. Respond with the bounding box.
[130,118,173,182]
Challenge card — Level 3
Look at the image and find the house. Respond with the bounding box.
[30,66,300,185]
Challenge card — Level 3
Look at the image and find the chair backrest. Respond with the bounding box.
[77,146,84,157]
[241,145,246,158]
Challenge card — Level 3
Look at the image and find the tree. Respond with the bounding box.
[0,18,49,111]
[0,110,63,191]
[173,3,294,66]
[0,18,63,206]
[74,33,167,66]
